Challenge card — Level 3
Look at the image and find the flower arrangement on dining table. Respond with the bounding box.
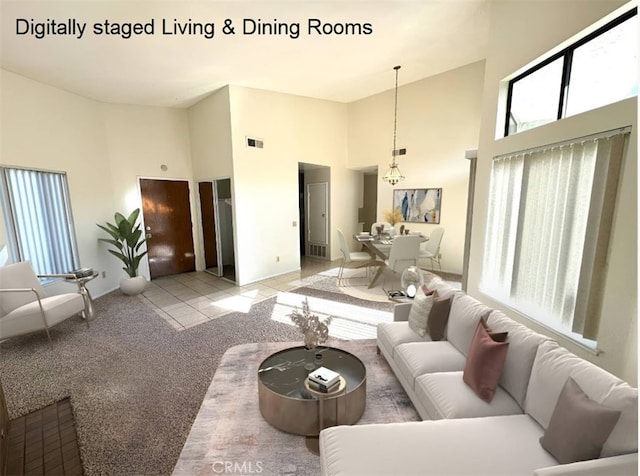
[384,208,404,226]
[289,297,332,349]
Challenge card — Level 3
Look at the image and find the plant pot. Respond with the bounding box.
[120,276,147,296]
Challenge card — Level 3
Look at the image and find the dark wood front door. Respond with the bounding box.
[140,178,196,279]
[198,181,218,269]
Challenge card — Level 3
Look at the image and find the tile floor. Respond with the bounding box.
[139,257,338,331]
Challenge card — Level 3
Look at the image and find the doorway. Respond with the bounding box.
[140,178,196,279]
[198,181,218,272]
[298,164,330,260]
[197,178,236,282]
[360,171,378,234]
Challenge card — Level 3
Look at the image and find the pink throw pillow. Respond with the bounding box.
[463,321,510,402]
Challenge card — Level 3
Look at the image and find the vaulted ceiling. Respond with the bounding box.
[1,1,490,107]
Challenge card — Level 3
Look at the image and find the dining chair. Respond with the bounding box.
[419,227,444,271]
[384,235,421,281]
[337,229,372,286]
[0,261,87,342]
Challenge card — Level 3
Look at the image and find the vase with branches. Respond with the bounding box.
[289,298,332,350]
[384,209,403,226]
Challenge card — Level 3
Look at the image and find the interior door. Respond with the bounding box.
[198,181,218,270]
[307,182,328,244]
[140,178,196,279]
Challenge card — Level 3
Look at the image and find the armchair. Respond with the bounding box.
[0,261,86,342]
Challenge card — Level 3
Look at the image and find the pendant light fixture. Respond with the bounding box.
[382,65,405,186]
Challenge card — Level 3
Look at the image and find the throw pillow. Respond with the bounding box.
[540,377,622,464]
[407,287,434,337]
[480,317,509,342]
[421,284,435,296]
[426,291,452,341]
[463,321,509,402]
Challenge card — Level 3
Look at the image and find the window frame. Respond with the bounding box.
[0,165,80,279]
[504,7,637,137]
[481,128,630,350]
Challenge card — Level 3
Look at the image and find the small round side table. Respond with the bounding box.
[67,273,98,321]
[303,376,347,455]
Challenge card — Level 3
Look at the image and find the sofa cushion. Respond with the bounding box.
[540,377,621,464]
[525,340,637,458]
[463,321,510,402]
[407,288,434,336]
[486,310,550,408]
[394,342,466,391]
[446,293,492,357]
[415,371,523,420]
[377,322,431,359]
[427,292,452,341]
[425,275,459,300]
[319,415,558,476]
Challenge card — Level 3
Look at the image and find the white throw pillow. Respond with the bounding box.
[407,288,434,337]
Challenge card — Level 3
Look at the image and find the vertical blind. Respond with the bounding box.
[481,128,629,341]
[1,167,79,275]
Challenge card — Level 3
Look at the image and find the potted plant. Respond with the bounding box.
[97,208,148,296]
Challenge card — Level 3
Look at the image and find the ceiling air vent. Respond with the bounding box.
[392,147,407,157]
[247,137,264,149]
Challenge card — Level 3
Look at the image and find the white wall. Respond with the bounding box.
[188,87,233,180]
[469,0,637,384]
[0,70,196,297]
[101,103,196,281]
[0,70,115,296]
[348,61,486,274]
[227,86,354,285]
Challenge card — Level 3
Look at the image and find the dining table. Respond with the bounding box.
[353,232,428,289]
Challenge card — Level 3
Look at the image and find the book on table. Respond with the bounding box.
[306,378,340,393]
[308,366,341,389]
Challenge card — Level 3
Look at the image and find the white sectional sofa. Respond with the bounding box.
[319,276,638,476]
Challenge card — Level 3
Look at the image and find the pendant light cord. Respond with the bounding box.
[392,65,400,164]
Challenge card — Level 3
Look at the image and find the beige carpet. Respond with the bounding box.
[173,340,419,475]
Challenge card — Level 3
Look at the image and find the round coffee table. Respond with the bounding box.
[258,346,366,438]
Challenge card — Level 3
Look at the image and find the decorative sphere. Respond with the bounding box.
[401,266,424,298]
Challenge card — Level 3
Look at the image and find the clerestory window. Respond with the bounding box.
[505,8,637,136]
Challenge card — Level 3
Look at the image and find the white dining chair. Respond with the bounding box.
[337,229,372,286]
[384,235,421,284]
[419,227,444,271]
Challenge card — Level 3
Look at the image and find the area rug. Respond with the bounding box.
[173,340,420,476]
[0,284,414,475]
[296,267,462,304]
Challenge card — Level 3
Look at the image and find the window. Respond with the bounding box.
[481,129,629,344]
[0,167,79,276]
[505,8,637,136]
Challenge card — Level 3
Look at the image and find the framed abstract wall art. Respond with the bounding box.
[392,188,442,224]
